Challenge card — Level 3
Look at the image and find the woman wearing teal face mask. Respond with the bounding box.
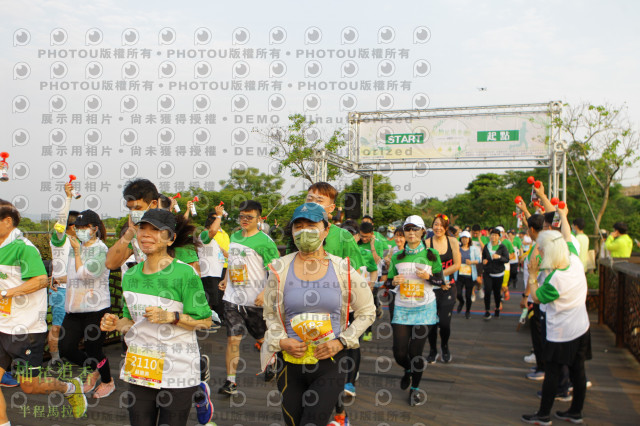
[262,203,376,426]
[62,209,115,399]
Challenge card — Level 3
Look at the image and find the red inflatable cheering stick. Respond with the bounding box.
[527,176,541,203]
[172,193,182,213]
[68,175,81,199]
[218,201,228,217]
[190,196,199,216]
[0,152,9,182]
[514,196,524,228]
[551,199,565,228]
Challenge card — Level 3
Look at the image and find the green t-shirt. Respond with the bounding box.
[512,236,523,250]
[501,239,515,254]
[358,238,387,273]
[374,231,389,248]
[174,244,199,264]
[480,236,489,245]
[324,225,365,270]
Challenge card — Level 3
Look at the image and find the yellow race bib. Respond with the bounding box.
[290,313,335,344]
[123,346,164,389]
[0,297,11,316]
[459,264,472,276]
[229,264,248,285]
[399,279,425,299]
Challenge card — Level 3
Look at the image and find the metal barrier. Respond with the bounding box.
[599,258,640,363]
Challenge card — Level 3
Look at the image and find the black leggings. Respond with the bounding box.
[428,285,455,351]
[392,324,431,388]
[509,263,519,288]
[278,352,347,426]
[483,273,503,311]
[456,275,475,312]
[126,383,198,426]
[530,303,545,372]
[201,275,224,321]
[59,307,112,383]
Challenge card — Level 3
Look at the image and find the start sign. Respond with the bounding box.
[385,133,425,144]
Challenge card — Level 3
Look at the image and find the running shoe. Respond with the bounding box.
[201,354,211,383]
[362,331,372,342]
[555,410,583,424]
[0,372,19,387]
[524,353,537,364]
[254,341,262,351]
[526,370,545,381]
[456,303,463,314]
[409,387,426,406]
[495,309,500,318]
[441,348,452,363]
[477,288,484,299]
[65,377,88,419]
[92,380,115,399]
[400,370,411,390]
[218,379,238,395]
[521,413,552,425]
[465,311,471,319]
[195,382,214,425]
[343,382,356,397]
[483,311,492,321]
[504,289,511,301]
[537,390,572,402]
[83,370,100,393]
[471,291,476,302]
[426,349,437,364]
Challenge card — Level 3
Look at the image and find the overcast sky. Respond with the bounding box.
[1,0,638,220]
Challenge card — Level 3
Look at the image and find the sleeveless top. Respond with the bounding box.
[428,236,454,285]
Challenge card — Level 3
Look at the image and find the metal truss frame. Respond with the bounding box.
[314,102,565,216]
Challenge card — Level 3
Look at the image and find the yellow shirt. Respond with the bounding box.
[214,228,231,268]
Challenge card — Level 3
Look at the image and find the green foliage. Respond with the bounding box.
[262,114,347,184]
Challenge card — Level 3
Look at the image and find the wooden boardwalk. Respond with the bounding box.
[4,289,640,426]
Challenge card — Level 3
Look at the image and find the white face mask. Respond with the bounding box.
[130,208,148,225]
[76,228,92,242]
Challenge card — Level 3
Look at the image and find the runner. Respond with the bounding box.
[362,215,390,250]
[388,215,444,406]
[356,221,386,344]
[507,229,522,289]
[305,182,365,426]
[522,202,591,425]
[425,214,461,364]
[59,209,115,398]
[218,200,280,395]
[100,209,214,426]
[455,231,481,319]
[48,183,79,370]
[481,229,510,320]
[261,202,375,426]
[198,205,228,324]
[0,199,88,422]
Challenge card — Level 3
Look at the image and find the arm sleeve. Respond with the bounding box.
[260,240,281,268]
[263,266,288,352]
[536,272,560,304]
[21,245,47,280]
[200,230,212,245]
[181,271,212,320]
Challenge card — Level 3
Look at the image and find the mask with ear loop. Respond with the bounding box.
[293,228,323,253]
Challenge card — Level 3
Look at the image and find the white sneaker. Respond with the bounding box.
[471,291,476,302]
[478,288,484,299]
[524,353,536,364]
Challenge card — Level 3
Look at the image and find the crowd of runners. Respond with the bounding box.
[1,175,626,425]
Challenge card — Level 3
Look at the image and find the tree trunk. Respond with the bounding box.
[595,184,610,233]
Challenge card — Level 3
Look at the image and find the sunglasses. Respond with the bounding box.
[403,226,422,232]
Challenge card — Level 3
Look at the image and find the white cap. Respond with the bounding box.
[495,226,505,233]
[404,215,426,229]
[459,230,471,239]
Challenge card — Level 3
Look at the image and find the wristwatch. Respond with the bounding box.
[172,311,180,325]
[338,336,348,349]
[1,290,7,298]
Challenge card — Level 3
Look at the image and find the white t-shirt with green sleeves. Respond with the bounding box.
[198,230,224,278]
[121,259,211,388]
[387,246,443,308]
[0,228,48,334]
[536,242,589,342]
[223,231,280,307]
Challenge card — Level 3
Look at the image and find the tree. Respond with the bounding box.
[218,166,284,198]
[261,114,347,184]
[556,103,640,231]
